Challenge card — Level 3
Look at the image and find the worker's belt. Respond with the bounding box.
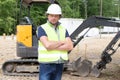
[39,57,68,64]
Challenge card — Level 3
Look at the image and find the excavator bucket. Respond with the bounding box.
[70,58,92,77]
[71,57,81,71]
[90,65,101,77]
[76,44,92,76]
[76,59,92,77]
[69,44,93,77]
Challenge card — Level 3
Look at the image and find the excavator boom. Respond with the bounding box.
[90,29,120,77]
[71,16,120,47]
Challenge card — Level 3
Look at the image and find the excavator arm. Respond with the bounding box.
[70,16,120,47]
[69,16,120,77]
[90,30,120,77]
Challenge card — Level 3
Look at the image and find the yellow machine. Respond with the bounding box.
[17,25,32,47]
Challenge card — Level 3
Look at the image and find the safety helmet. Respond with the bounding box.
[46,4,62,15]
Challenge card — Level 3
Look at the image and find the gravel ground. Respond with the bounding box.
[0,34,120,80]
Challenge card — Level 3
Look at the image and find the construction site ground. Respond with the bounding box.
[0,34,120,80]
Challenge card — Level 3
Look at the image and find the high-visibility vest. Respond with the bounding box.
[38,23,68,63]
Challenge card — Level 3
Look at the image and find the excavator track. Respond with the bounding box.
[2,59,39,76]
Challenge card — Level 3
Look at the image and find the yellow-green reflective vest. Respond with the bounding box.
[38,23,68,63]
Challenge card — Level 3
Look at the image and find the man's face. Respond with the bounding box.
[48,14,60,25]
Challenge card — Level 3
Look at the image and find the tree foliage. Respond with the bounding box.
[0,0,16,35]
[0,0,119,35]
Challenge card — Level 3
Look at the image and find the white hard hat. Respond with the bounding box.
[46,4,62,15]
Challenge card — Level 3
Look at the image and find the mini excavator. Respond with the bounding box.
[2,0,120,77]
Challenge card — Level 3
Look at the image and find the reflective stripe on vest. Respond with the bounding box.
[38,23,68,63]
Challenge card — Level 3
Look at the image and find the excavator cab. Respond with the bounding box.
[17,0,54,58]
[19,0,54,17]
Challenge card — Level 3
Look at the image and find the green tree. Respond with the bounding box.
[0,0,119,35]
[58,0,73,18]
[0,0,17,35]
[30,3,49,25]
[102,0,114,17]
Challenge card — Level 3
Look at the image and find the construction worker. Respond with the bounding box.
[37,4,73,80]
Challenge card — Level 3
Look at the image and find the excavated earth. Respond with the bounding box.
[0,34,120,80]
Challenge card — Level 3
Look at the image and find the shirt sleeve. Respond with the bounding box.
[37,26,69,39]
[37,26,47,39]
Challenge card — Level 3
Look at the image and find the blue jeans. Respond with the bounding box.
[39,63,64,80]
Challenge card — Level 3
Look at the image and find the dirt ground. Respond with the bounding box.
[0,34,120,80]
